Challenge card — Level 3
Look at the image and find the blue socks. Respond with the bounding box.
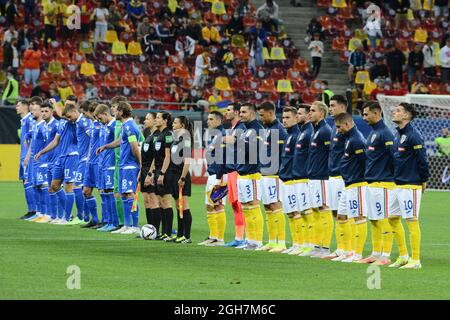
[122,197,133,227]
[41,187,49,216]
[56,188,66,219]
[106,193,118,227]
[83,198,89,222]
[24,182,36,212]
[64,192,75,221]
[34,187,42,214]
[85,196,99,224]
[131,203,139,228]
[49,192,58,220]
[73,187,84,220]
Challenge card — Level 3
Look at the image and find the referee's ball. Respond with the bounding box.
[140,224,157,240]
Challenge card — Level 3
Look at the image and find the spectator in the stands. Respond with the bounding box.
[59,0,74,45]
[108,4,125,34]
[423,38,436,79]
[434,0,449,22]
[369,58,389,81]
[308,32,323,79]
[179,90,193,111]
[248,31,264,75]
[387,81,408,96]
[370,78,387,99]
[202,19,222,45]
[321,81,334,107]
[43,0,57,48]
[77,0,93,37]
[127,0,145,27]
[5,0,20,26]
[137,16,152,44]
[186,19,203,44]
[191,88,205,111]
[435,127,450,156]
[1,69,19,106]
[93,2,109,50]
[166,83,180,110]
[156,17,175,45]
[84,79,98,100]
[439,38,450,85]
[144,26,162,56]
[351,84,368,113]
[208,87,222,111]
[407,43,424,91]
[385,43,406,84]
[2,38,19,78]
[306,17,324,42]
[440,25,450,48]
[348,42,366,84]
[18,25,34,51]
[24,0,35,25]
[58,79,74,102]
[256,0,281,34]
[193,49,212,88]
[411,82,430,94]
[23,41,41,87]
[248,20,268,45]
[364,14,382,50]
[217,41,234,73]
[175,1,189,24]
[31,80,50,99]
[393,0,410,29]
[3,24,17,45]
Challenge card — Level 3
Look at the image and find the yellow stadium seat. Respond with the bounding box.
[214,76,231,91]
[168,0,177,13]
[363,81,377,95]
[80,62,96,77]
[105,30,118,43]
[414,28,428,43]
[277,79,293,93]
[407,9,414,20]
[270,47,286,60]
[79,41,93,54]
[48,61,62,74]
[332,0,347,8]
[355,70,370,84]
[423,0,434,11]
[348,38,362,52]
[231,34,245,48]
[211,0,226,15]
[112,40,127,55]
[354,29,368,41]
[263,47,270,60]
[127,41,143,55]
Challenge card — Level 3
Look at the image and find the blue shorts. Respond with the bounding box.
[119,167,139,194]
[75,160,87,187]
[83,162,99,188]
[100,167,115,190]
[34,163,49,186]
[47,164,54,186]
[52,155,78,183]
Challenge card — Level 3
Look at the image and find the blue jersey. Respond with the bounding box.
[206,125,226,178]
[119,118,140,168]
[394,122,429,185]
[76,114,92,161]
[236,119,264,175]
[100,119,117,169]
[20,113,34,161]
[365,120,395,183]
[307,119,332,180]
[45,118,60,164]
[30,120,47,159]
[87,120,103,164]
[328,122,346,177]
[293,122,313,179]
[224,120,246,173]
[279,124,300,181]
[260,119,288,176]
[340,126,366,186]
[57,119,78,157]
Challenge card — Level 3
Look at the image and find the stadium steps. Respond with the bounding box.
[257,0,351,95]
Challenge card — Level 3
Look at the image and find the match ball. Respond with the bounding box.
[140,224,157,240]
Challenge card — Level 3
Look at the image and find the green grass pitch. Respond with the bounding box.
[0,181,449,300]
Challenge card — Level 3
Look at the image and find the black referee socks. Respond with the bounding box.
[163,208,174,237]
[177,210,184,238]
[183,209,192,239]
[152,208,162,234]
[145,208,152,225]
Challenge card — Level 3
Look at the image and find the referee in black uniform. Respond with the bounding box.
[170,116,193,244]
[140,112,161,229]
[147,112,175,241]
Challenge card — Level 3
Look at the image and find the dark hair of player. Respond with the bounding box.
[398,102,417,120]
[147,112,157,120]
[62,103,77,117]
[363,101,382,113]
[80,100,91,113]
[117,101,133,118]
[29,96,43,106]
[209,111,223,122]
[282,106,297,115]
[88,101,99,114]
[241,103,256,113]
[323,80,329,86]
[175,115,194,140]
[94,104,109,116]
[330,94,347,106]
[257,101,276,112]
[41,100,53,109]
[230,102,241,112]
[297,103,311,113]
[334,112,353,124]
[18,99,30,107]
[159,111,173,128]
[66,95,78,103]
[111,95,127,106]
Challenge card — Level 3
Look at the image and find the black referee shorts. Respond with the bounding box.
[168,171,192,200]
[140,166,155,194]
[154,169,171,196]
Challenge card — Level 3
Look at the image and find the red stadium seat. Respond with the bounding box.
[259,79,276,93]
[270,68,285,81]
[136,74,151,88]
[121,74,135,87]
[332,37,347,51]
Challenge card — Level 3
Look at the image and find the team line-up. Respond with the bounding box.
[16,95,428,269]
